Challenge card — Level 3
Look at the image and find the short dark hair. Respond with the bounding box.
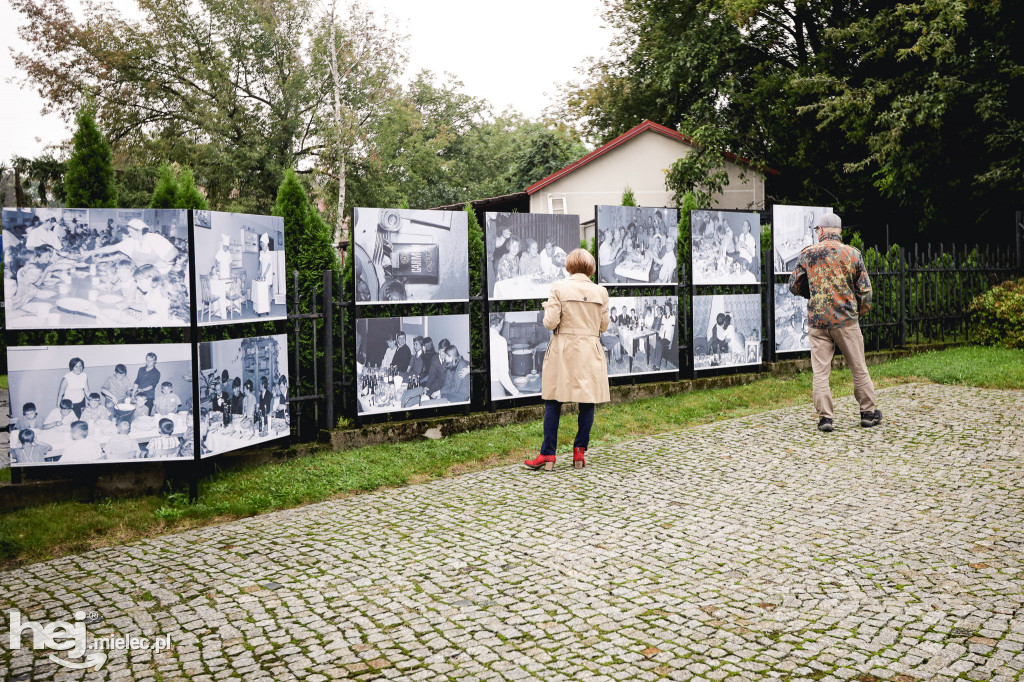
[232,377,241,388]
[88,393,101,401]
[260,376,268,388]
[19,429,35,444]
[69,357,84,371]
[158,418,174,435]
[489,314,503,328]
[115,364,127,375]
[146,352,158,361]
[244,379,253,392]
[60,399,74,410]
[117,419,132,431]
[70,420,89,435]
[23,402,36,413]
[161,381,173,390]
[445,345,459,357]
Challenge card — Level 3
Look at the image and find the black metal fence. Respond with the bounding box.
[283,231,1021,435]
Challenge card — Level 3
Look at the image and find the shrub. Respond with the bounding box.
[968,278,1024,349]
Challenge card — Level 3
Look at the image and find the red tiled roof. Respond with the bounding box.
[524,120,777,195]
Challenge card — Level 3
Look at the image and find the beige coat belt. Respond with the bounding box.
[554,328,599,337]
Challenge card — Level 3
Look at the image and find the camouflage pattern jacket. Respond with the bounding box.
[788,234,872,329]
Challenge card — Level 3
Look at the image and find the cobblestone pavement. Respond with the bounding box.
[2,382,1023,682]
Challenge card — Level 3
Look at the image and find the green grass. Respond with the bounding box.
[1,345,1021,568]
[0,374,7,390]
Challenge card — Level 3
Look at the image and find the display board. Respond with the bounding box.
[7,343,193,465]
[485,212,579,300]
[774,284,811,353]
[605,296,679,376]
[198,334,291,457]
[353,208,469,304]
[489,310,551,400]
[2,207,190,329]
[692,293,763,369]
[690,210,761,285]
[355,314,471,415]
[192,210,287,325]
[596,206,679,284]
[772,204,832,273]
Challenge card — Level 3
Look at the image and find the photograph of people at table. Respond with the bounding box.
[485,212,579,300]
[2,207,190,329]
[692,293,763,370]
[192,210,287,325]
[355,315,471,415]
[6,343,193,465]
[690,210,761,285]
[489,311,552,400]
[353,208,468,304]
[596,206,679,284]
[603,296,679,376]
[774,283,811,353]
[198,334,290,457]
[772,204,832,272]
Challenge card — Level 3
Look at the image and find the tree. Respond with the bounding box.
[620,186,636,207]
[64,103,116,208]
[274,169,338,298]
[174,167,209,210]
[663,124,733,209]
[150,163,178,209]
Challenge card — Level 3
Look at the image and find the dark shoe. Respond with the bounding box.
[573,447,586,469]
[818,417,834,432]
[860,409,882,427]
[525,454,556,471]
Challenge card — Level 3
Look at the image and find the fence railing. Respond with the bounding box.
[285,238,1020,434]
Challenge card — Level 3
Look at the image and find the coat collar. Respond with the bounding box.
[569,272,592,282]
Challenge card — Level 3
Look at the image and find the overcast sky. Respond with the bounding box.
[0,0,613,163]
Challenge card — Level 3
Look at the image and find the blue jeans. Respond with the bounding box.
[541,401,595,456]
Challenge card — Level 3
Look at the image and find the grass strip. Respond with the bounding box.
[1,345,1021,568]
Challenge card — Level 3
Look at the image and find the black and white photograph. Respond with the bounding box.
[690,210,761,285]
[692,293,763,369]
[773,204,832,272]
[6,343,193,466]
[356,314,471,415]
[192,210,287,325]
[2,207,189,329]
[486,212,579,300]
[604,296,680,376]
[353,208,469,304]
[489,310,552,401]
[774,283,811,353]
[198,334,290,458]
[596,205,679,284]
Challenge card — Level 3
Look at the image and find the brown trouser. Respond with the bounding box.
[809,322,876,419]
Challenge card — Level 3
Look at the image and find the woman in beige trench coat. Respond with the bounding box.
[525,249,610,471]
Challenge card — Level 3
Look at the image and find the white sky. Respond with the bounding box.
[0,0,613,162]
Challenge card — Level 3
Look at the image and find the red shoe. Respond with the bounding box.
[573,447,586,469]
[525,454,556,471]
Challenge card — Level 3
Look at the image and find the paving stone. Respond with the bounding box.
[1,383,1022,681]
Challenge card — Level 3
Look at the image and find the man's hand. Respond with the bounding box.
[458,366,469,379]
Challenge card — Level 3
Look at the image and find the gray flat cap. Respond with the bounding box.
[815,212,842,229]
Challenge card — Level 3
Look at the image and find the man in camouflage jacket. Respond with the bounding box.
[789,212,882,432]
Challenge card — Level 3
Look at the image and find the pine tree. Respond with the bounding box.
[274,169,338,297]
[621,185,637,207]
[64,104,117,208]
[150,163,178,208]
[465,203,484,297]
[174,166,209,210]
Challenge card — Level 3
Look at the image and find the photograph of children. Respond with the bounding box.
[198,334,290,457]
[355,315,471,415]
[774,284,811,353]
[489,310,552,401]
[6,343,193,466]
[773,204,833,272]
[486,212,579,300]
[690,210,761,285]
[192,211,287,325]
[2,207,189,329]
[353,208,469,304]
[603,296,679,376]
[692,294,763,370]
[596,206,679,284]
